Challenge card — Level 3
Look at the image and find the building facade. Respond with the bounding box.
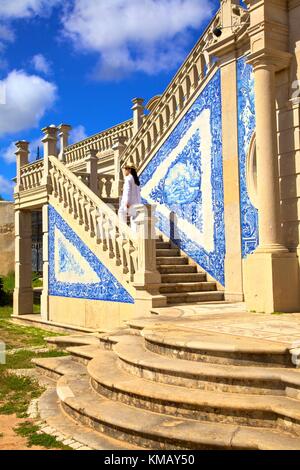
[12,0,300,330]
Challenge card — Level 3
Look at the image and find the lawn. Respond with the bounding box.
[0,273,70,450]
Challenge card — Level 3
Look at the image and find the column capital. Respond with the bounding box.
[131,97,144,110]
[247,49,292,72]
[42,124,58,158]
[58,123,72,134]
[85,148,98,160]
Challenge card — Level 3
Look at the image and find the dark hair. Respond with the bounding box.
[125,166,140,187]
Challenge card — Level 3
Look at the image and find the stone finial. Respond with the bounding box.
[132,98,144,135]
[42,125,58,158]
[15,141,30,192]
[15,141,29,167]
[58,123,72,161]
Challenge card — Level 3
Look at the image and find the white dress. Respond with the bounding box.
[118,174,142,231]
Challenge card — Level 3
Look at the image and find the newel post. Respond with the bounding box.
[133,204,161,286]
[58,123,72,162]
[15,141,29,193]
[112,136,127,198]
[41,125,58,186]
[85,148,98,194]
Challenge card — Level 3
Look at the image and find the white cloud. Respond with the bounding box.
[0,70,57,138]
[2,142,16,164]
[70,125,87,144]
[32,54,52,75]
[62,0,213,80]
[0,0,61,19]
[0,174,14,196]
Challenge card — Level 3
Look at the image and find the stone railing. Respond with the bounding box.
[119,5,247,171]
[98,174,115,199]
[64,120,133,166]
[19,160,44,191]
[48,156,141,284]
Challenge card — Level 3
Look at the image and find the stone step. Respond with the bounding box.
[88,350,300,436]
[158,265,197,274]
[57,374,300,450]
[156,242,172,249]
[66,345,101,364]
[160,282,217,294]
[39,387,141,450]
[32,356,86,380]
[165,291,224,304]
[97,333,133,350]
[156,256,189,266]
[115,336,300,397]
[46,334,100,350]
[156,249,180,257]
[143,325,294,368]
[161,273,207,283]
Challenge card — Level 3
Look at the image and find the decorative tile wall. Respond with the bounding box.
[48,205,134,304]
[237,56,259,258]
[140,71,225,285]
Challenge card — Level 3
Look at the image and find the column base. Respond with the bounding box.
[40,291,49,321]
[243,251,300,313]
[13,288,33,316]
[134,285,167,315]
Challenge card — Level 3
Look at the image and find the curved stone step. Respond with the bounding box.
[88,349,300,436]
[46,334,100,350]
[114,335,300,396]
[39,387,141,450]
[57,374,300,450]
[66,345,101,364]
[142,326,294,367]
[32,356,86,380]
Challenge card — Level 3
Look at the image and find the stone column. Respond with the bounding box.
[243,56,300,312]
[132,98,144,135]
[112,136,127,198]
[41,125,58,185]
[58,124,72,162]
[13,210,33,316]
[40,205,49,321]
[85,148,98,194]
[15,141,29,193]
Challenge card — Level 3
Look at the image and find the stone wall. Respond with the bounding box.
[0,202,14,276]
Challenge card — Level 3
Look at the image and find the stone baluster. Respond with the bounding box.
[85,148,98,194]
[15,141,29,193]
[58,124,72,162]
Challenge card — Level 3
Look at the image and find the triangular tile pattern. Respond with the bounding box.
[48,205,134,304]
[140,71,225,286]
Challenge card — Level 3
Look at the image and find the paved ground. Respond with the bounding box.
[151,302,300,347]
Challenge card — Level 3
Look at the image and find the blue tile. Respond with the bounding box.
[48,205,134,304]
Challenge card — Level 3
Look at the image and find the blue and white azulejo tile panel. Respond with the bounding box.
[140,71,225,285]
[237,56,259,258]
[48,205,134,303]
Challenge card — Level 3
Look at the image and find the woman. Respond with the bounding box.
[118,164,141,232]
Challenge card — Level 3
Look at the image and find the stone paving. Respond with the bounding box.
[152,302,300,347]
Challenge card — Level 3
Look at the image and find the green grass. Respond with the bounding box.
[0,373,44,417]
[1,349,69,370]
[14,421,71,450]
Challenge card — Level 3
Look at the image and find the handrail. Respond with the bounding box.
[48,155,139,283]
[64,119,133,166]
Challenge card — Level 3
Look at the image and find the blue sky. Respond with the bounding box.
[0,0,226,199]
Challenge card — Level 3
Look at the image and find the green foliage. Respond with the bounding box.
[0,373,44,417]
[14,421,71,449]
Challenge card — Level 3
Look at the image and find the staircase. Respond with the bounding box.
[104,197,224,305]
[33,318,300,450]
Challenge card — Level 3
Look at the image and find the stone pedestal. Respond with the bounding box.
[13,210,33,316]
